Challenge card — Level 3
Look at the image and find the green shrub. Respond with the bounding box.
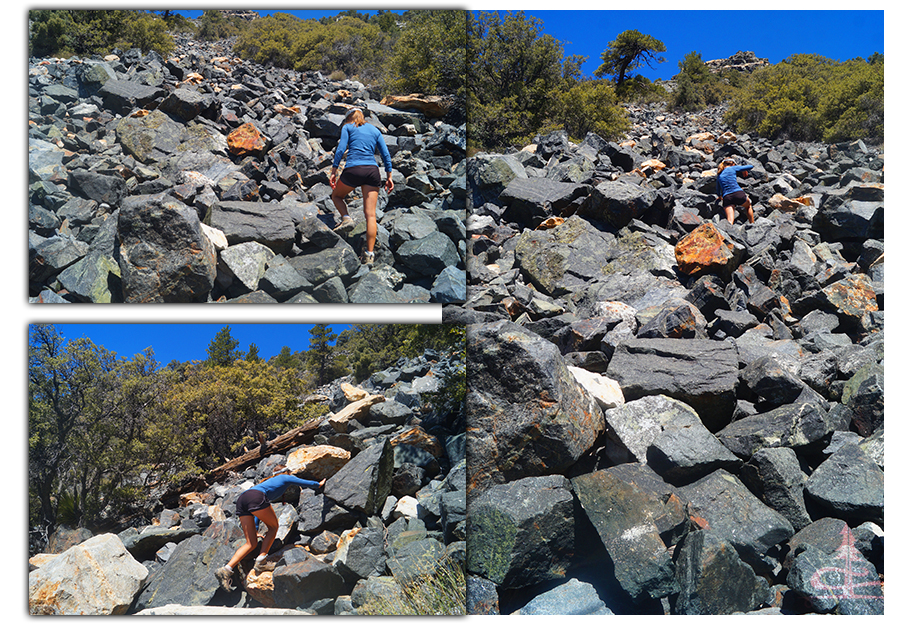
[546,79,630,141]
[670,51,731,111]
[725,53,883,143]
[197,9,244,41]
[383,10,466,98]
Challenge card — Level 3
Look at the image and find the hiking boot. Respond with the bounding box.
[214,566,234,592]
[362,250,375,264]
[253,559,277,574]
[334,216,354,234]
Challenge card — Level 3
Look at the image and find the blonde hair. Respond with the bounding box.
[717,158,736,175]
[343,108,365,127]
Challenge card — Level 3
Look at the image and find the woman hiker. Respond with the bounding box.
[716,157,755,224]
[215,468,324,591]
[330,107,394,264]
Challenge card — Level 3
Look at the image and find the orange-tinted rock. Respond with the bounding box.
[285,445,351,479]
[380,94,450,117]
[227,122,268,156]
[674,222,741,277]
[536,216,566,230]
[391,425,443,458]
[822,274,878,320]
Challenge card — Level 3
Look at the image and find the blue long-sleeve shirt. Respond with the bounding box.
[332,122,392,173]
[250,474,320,501]
[717,164,753,197]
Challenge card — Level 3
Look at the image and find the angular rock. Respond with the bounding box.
[805,441,884,525]
[272,557,349,610]
[29,534,148,615]
[467,321,603,495]
[116,194,217,302]
[514,216,616,297]
[516,578,613,615]
[740,447,811,532]
[716,401,831,459]
[286,445,351,479]
[571,469,679,601]
[324,437,393,516]
[674,529,771,615]
[606,338,739,432]
[132,534,233,612]
[677,469,794,572]
[674,223,744,278]
[785,519,883,614]
[209,200,296,256]
[467,475,574,589]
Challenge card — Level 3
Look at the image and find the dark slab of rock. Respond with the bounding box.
[116,194,217,302]
[677,469,794,573]
[132,534,233,611]
[785,518,883,614]
[805,441,884,525]
[716,401,832,459]
[467,475,574,589]
[571,469,680,601]
[605,338,739,432]
[674,529,772,615]
[324,437,393,516]
[740,447,812,532]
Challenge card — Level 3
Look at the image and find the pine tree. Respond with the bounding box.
[308,324,337,386]
[205,326,243,367]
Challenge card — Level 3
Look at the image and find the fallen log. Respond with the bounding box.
[205,416,326,483]
[159,416,325,507]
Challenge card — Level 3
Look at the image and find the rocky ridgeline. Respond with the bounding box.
[453,102,883,614]
[28,34,466,304]
[29,349,466,615]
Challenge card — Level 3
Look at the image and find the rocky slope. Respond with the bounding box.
[29,348,465,615]
[28,34,466,304]
[454,101,884,615]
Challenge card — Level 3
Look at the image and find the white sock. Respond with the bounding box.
[223,564,232,573]
[255,554,266,562]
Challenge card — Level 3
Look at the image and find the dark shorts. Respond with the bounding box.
[722,190,748,207]
[340,165,381,188]
[235,488,269,517]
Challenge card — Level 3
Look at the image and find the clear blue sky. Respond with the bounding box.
[42,324,351,366]
[507,10,884,82]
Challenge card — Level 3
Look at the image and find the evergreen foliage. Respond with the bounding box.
[29,9,174,57]
[724,53,884,143]
[383,10,466,99]
[594,29,667,96]
[205,326,243,368]
[670,51,731,111]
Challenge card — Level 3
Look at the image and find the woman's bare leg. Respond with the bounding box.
[252,505,279,559]
[361,184,379,253]
[724,205,736,224]
[226,514,260,569]
[331,180,354,220]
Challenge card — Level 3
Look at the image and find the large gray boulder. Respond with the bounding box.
[674,530,771,615]
[132,534,232,612]
[467,321,603,496]
[571,468,679,601]
[324,437,394,516]
[514,216,616,297]
[29,534,148,615]
[467,475,574,589]
[116,194,217,302]
[209,200,296,255]
[677,469,794,573]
